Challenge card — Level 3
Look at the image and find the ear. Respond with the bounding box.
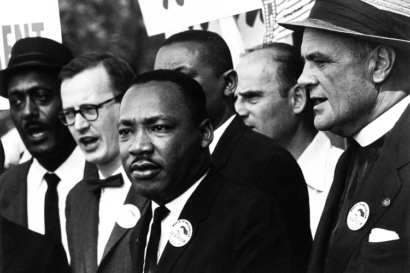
[221,69,238,97]
[370,46,396,84]
[199,118,214,148]
[289,85,307,115]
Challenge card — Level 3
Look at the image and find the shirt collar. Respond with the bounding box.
[30,146,85,190]
[297,131,331,192]
[354,96,410,147]
[152,171,208,218]
[209,115,236,154]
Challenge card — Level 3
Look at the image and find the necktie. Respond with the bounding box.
[144,206,169,273]
[87,173,124,192]
[44,173,61,240]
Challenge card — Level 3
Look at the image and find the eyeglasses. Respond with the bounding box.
[58,94,122,126]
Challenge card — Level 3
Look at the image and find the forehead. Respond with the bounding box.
[237,50,280,90]
[61,65,113,104]
[7,69,59,95]
[121,81,190,121]
[156,42,208,68]
[301,28,354,58]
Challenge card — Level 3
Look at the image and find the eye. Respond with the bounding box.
[33,90,52,103]
[151,125,169,132]
[9,96,23,108]
[119,128,133,137]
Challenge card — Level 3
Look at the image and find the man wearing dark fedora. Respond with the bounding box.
[0,37,96,273]
[280,0,410,272]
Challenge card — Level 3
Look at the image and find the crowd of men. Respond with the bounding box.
[0,0,409,272]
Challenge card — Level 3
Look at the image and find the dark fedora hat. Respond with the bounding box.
[279,0,410,51]
[0,37,74,98]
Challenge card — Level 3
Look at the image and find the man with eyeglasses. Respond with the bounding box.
[0,37,96,273]
[60,53,147,273]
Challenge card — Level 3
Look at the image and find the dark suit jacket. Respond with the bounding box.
[66,174,148,273]
[308,104,410,273]
[0,159,97,272]
[130,167,292,273]
[212,115,311,272]
[0,140,4,175]
[0,215,69,273]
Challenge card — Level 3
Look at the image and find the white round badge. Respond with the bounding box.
[116,204,140,229]
[169,219,193,247]
[347,202,370,231]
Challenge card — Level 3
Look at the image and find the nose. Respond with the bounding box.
[297,63,318,89]
[22,97,39,119]
[128,129,154,155]
[73,112,90,132]
[234,97,248,118]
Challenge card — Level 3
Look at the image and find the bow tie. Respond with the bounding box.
[88,173,124,192]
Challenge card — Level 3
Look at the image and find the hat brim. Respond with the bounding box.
[0,62,62,98]
[279,19,410,51]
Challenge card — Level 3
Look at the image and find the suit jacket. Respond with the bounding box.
[66,175,148,273]
[212,115,312,272]
[0,159,97,272]
[308,104,410,273]
[0,215,69,273]
[0,140,4,175]
[130,167,292,273]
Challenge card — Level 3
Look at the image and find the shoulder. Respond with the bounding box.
[0,161,32,209]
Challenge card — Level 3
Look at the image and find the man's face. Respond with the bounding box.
[235,50,296,143]
[8,70,72,158]
[119,81,208,204]
[299,29,377,137]
[61,66,121,166]
[154,42,226,125]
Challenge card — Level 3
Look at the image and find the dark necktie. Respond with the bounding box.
[144,206,169,273]
[87,173,124,193]
[44,173,61,240]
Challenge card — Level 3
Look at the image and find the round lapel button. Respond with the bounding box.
[381,198,391,207]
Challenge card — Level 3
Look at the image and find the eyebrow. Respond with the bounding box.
[303,51,329,61]
[237,90,264,96]
[117,115,179,128]
[173,66,199,77]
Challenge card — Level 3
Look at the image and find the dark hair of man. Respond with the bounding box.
[131,69,208,124]
[260,43,304,98]
[161,30,233,77]
[59,52,135,100]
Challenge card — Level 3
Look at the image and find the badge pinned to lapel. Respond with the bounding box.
[169,219,192,247]
[347,202,370,231]
[116,204,140,229]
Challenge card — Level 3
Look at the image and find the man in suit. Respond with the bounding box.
[59,53,147,273]
[235,43,343,237]
[0,37,94,272]
[280,0,410,272]
[154,30,311,272]
[120,69,292,272]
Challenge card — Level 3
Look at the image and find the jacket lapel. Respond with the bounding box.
[326,105,410,273]
[82,188,100,273]
[211,115,244,169]
[132,202,152,273]
[155,168,223,273]
[2,160,32,227]
[101,184,148,262]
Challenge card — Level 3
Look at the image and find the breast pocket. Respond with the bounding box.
[359,236,410,272]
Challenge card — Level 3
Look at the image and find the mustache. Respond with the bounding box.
[24,120,47,131]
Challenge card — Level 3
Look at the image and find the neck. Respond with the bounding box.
[284,122,317,160]
[213,106,235,130]
[98,156,122,178]
[36,142,76,172]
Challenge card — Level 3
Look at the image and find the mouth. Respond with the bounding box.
[78,136,99,150]
[130,160,161,180]
[311,97,328,107]
[25,124,48,141]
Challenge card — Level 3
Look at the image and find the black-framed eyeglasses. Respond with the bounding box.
[58,94,123,126]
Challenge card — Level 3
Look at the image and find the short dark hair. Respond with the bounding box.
[162,30,233,77]
[59,52,135,98]
[259,43,304,98]
[130,70,208,124]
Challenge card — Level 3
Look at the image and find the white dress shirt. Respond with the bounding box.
[354,95,410,147]
[209,115,235,154]
[298,131,343,238]
[143,172,208,269]
[27,146,85,262]
[97,166,132,264]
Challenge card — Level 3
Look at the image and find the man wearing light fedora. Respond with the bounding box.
[0,37,97,272]
[280,0,410,272]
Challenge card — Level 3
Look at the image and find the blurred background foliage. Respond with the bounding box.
[59,0,165,75]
